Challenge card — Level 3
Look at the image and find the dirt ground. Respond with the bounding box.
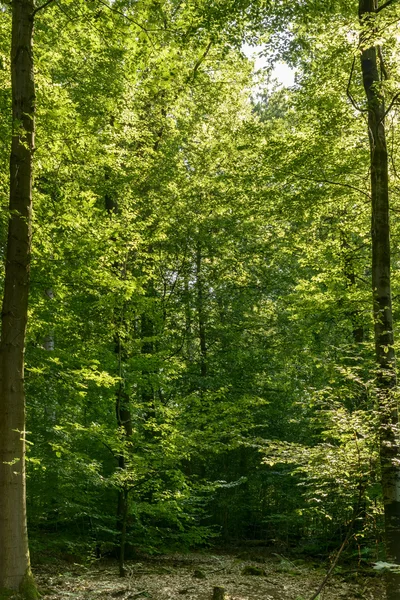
[34,552,385,600]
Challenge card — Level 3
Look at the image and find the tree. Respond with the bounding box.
[256,0,400,588]
[5,0,400,582]
[0,0,38,596]
[358,1,400,596]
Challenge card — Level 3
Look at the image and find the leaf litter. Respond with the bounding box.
[34,552,384,600]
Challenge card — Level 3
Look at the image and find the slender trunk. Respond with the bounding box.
[118,487,129,577]
[195,243,207,378]
[141,299,155,429]
[359,1,400,596]
[105,174,133,576]
[0,0,37,595]
[183,270,194,361]
[43,288,55,351]
[116,382,132,577]
[342,237,364,345]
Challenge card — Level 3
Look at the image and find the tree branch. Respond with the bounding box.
[95,0,155,47]
[191,40,213,80]
[32,0,56,17]
[376,0,398,13]
[295,172,371,199]
[95,0,180,40]
[378,45,389,80]
[347,56,368,113]
[381,90,400,121]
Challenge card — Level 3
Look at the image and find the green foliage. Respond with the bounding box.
[2,0,400,571]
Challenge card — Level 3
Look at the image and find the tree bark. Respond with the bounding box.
[358,1,400,597]
[0,0,37,596]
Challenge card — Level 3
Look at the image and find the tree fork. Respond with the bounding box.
[358,1,400,597]
[0,0,38,596]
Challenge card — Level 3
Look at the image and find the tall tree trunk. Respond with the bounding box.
[0,0,37,596]
[359,1,400,596]
[104,177,133,576]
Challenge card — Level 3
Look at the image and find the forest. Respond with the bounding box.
[1,0,400,599]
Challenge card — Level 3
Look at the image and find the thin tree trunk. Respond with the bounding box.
[116,382,132,577]
[195,243,207,378]
[104,172,133,576]
[118,486,129,577]
[183,270,194,361]
[0,0,37,596]
[359,1,400,597]
[43,288,55,351]
[141,309,155,407]
[140,273,157,426]
[341,233,364,345]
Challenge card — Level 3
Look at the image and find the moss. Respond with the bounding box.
[19,571,40,600]
[0,571,40,600]
[0,589,15,600]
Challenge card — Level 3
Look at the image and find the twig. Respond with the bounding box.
[308,533,352,600]
[308,465,366,600]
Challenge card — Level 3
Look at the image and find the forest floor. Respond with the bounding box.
[34,551,385,600]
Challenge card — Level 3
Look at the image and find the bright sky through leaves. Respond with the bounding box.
[242,43,295,87]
